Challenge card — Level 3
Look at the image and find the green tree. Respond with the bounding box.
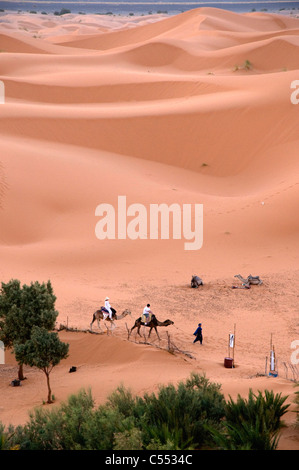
[15,326,69,404]
[0,279,58,380]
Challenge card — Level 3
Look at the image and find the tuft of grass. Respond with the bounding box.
[233,60,253,72]
[243,59,252,70]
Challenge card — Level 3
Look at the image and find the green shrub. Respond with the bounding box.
[225,389,289,433]
[54,8,71,16]
[1,374,291,450]
[210,389,289,450]
[136,373,226,449]
[60,8,71,15]
[17,388,94,450]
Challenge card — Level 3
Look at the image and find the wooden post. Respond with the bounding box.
[232,324,236,366]
[269,333,277,376]
[228,324,236,365]
[167,331,171,351]
[225,324,236,368]
[125,322,130,340]
[270,333,273,356]
[270,333,274,371]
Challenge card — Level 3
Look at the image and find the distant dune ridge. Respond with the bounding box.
[0,8,298,449]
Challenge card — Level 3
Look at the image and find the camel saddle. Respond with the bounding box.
[141,313,153,324]
[101,306,117,318]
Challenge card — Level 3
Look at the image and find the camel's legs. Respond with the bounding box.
[130,325,136,336]
[90,312,104,331]
[103,319,115,335]
[90,315,96,331]
[153,327,160,340]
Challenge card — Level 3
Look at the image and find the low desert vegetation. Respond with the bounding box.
[0,373,291,450]
[54,8,71,16]
[234,60,253,72]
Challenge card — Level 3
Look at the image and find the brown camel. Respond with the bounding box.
[130,314,174,340]
[90,308,131,331]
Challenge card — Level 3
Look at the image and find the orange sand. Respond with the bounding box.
[0,8,298,449]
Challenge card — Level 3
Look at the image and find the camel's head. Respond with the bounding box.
[165,319,174,326]
[123,309,131,316]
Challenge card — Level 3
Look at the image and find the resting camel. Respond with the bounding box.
[191,275,203,288]
[234,274,263,286]
[130,314,174,340]
[90,308,131,331]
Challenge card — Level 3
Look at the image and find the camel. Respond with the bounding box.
[191,275,203,288]
[234,274,263,286]
[130,314,174,340]
[90,308,131,331]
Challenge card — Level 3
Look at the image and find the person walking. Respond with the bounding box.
[193,323,203,344]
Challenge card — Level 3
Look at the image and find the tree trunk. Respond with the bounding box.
[18,363,25,381]
[45,371,52,404]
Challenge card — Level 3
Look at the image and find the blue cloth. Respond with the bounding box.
[193,326,202,336]
[193,325,203,344]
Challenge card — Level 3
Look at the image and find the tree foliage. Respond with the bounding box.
[15,326,69,403]
[0,279,58,379]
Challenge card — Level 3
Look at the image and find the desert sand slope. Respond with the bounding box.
[1,330,298,450]
[0,8,298,449]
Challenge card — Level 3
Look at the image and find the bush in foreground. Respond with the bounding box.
[0,373,290,450]
[209,389,290,450]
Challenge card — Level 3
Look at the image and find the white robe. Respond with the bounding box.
[105,300,112,318]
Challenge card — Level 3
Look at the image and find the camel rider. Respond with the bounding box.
[104,297,113,320]
[143,304,153,325]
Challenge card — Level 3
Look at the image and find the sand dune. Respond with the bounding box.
[0,8,298,449]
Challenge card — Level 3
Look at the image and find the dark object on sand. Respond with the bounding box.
[224,357,234,368]
[191,275,203,288]
[11,379,21,387]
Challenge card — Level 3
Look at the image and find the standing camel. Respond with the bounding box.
[90,308,131,331]
[130,315,174,340]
